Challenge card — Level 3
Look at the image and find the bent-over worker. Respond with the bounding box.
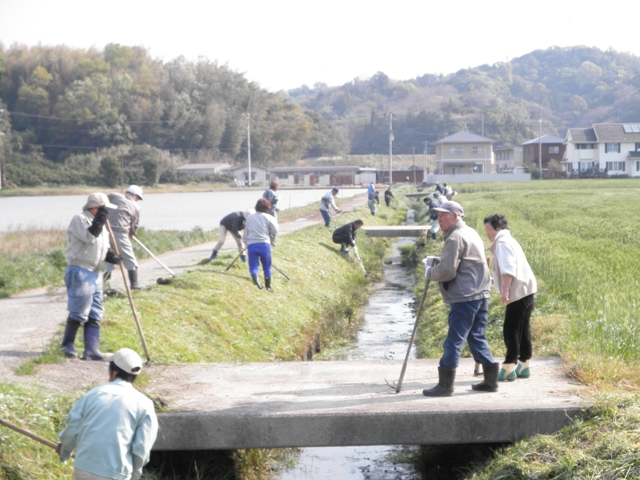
[422,201,498,396]
[104,185,143,289]
[61,193,122,361]
[332,219,364,253]
[57,348,158,480]
[208,210,252,262]
[319,188,341,227]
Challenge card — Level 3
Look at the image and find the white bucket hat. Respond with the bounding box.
[83,193,118,211]
[126,185,144,200]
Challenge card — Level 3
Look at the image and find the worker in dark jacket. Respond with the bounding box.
[208,210,252,262]
[332,220,364,253]
[384,188,395,207]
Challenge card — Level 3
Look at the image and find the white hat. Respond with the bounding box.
[83,193,117,211]
[112,348,143,375]
[126,185,143,200]
[243,208,255,218]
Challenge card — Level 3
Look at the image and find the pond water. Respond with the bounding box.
[0,188,367,232]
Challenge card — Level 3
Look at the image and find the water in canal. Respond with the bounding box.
[280,225,422,479]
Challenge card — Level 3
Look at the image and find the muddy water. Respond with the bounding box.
[280,232,422,479]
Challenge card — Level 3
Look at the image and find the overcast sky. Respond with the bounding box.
[1,0,637,92]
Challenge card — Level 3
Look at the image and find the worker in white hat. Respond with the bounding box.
[57,348,158,480]
[104,185,144,289]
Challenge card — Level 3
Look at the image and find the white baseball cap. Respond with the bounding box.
[126,185,144,200]
[112,348,143,375]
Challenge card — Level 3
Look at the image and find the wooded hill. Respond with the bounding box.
[289,46,640,153]
[1,44,640,187]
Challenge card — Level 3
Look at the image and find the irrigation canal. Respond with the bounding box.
[279,225,421,478]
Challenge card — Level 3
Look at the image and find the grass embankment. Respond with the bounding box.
[0,194,410,479]
[405,179,640,479]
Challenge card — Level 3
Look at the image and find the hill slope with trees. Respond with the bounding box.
[288,46,640,153]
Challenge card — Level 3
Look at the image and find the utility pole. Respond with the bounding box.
[424,141,428,175]
[538,116,543,180]
[388,113,393,186]
[246,113,252,187]
[412,146,416,187]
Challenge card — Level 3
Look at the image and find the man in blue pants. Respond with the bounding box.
[422,201,499,396]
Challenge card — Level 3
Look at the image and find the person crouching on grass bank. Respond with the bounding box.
[484,213,537,381]
[61,193,122,361]
[57,348,158,480]
[422,201,499,396]
[243,198,279,292]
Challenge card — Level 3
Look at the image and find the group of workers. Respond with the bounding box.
[55,181,536,478]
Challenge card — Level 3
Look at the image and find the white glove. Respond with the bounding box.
[422,256,437,267]
[424,266,431,278]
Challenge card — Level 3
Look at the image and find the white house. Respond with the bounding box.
[434,131,495,174]
[225,165,269,186]
[494,146,524,173]
[564,123,640,177]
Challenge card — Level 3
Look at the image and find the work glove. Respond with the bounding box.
[88,206,109,238]
[422,256,437,267]
[105,249,122,265]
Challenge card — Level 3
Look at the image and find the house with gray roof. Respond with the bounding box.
[521,135,565,173]
[433,131,494,175]
[564,123,640,177]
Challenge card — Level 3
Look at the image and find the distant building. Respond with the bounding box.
[494,146,524,173]
[564,123,640,177]
[521,135,565,172]
[175,163,231,175]
[434,131,494,174]
[225,165,269,186]
[269,166,377,186]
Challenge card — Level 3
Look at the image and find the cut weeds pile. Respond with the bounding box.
[0,195,410,479]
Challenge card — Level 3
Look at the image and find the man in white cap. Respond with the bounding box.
[57,348,158,480]
[104,185,144,289]
[422,201,499,397]
[61,193,122,361]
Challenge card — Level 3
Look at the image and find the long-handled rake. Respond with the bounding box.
[1,417,62,453]
[132,236,176,277]
[386,276,432,393]
[272,263,291,281]
[225,249,246,272]
[353,247,367,276]
[106,221,151,363]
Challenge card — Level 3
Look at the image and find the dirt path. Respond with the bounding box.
[0,194,368,394]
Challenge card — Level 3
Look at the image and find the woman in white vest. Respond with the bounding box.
[484,214,537,382]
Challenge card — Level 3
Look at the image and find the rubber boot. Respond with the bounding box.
[340,244,349,253]
[265,277,272,293]
[423,367,456,397]
[240,254,247,263]
[516,359,531,378]
[472,362,500,392]
[209,250,218,262]
[82,319,104,361]
[251,274,263,289]
[431,232,437,240]
[60,317,81,358]
[128,269,142,290]
[498,363,517,382]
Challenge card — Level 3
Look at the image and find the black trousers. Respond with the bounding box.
[503,293,534,364]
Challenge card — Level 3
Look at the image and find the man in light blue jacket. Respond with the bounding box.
[57,348,158,480]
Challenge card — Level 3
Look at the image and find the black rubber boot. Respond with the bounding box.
[82,319,104,361]
[251,274,263,289]
[423,367,456,397]
[128,269,142,290]
[431,232,437,240]
[340,244,349,253]
[60,317,81,358]
[471,362,500,392]
[265,277,272,293]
